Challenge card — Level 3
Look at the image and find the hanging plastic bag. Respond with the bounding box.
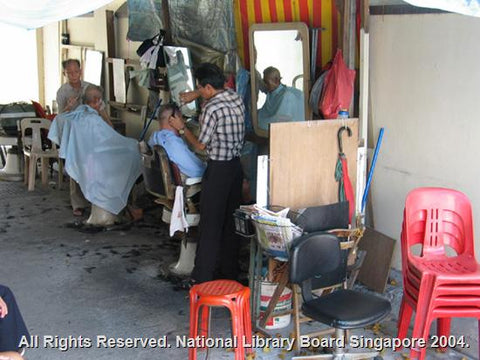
[319,49,356,119]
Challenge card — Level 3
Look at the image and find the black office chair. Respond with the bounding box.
[289,232,391,359]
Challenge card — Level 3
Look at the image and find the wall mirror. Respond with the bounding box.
[83,49,103,86]
[249,22,310,138]
[163,46,198,118]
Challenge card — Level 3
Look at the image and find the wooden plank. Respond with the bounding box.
[357,227,396,293]
[269,119,358,209]
[106,10,116,106]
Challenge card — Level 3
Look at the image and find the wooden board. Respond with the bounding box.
[357,227,396,293]
[269,119,358,209]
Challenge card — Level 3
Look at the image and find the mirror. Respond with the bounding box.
[163,46,198,118]
[249,22,310,138]
[83,49,103,86]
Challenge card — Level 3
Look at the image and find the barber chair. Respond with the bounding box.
[140,142,201,276]
[85,204,118,226]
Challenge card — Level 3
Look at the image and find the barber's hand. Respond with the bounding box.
[65,96,79,112]
[179,90,199,105]
[0,296,8,318]
[168,113,185,131]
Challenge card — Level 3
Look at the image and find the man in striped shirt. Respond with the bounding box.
[169,63,245,285]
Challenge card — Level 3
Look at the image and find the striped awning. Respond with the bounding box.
[234,0,340,69]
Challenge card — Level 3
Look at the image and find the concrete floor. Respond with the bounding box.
[0,178,477,360]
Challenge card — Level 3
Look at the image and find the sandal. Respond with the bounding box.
[73,208,84,216]
[126,206,143,222]
[174,278,197,291]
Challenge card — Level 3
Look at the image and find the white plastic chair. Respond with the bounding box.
[21,118,63,191]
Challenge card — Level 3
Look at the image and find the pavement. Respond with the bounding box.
[0,178,477,359]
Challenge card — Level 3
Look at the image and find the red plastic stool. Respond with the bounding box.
[189,280,252,360]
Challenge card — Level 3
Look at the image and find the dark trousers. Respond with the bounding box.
[0,285,29,352]
[192,158,243,283]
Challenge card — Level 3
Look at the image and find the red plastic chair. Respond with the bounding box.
[189,280,252,360]
[397,187,480,359]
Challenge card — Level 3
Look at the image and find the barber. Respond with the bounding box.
[56,59,112,217]
[169,63,245,286]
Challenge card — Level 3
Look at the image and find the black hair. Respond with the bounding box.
[194,63,225,90]
[62,59,81,69]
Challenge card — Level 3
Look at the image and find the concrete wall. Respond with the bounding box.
[369,13,480,269]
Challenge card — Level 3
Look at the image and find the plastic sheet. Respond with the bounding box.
[0,0,113,29]
[127,0,237,71]
[404,0,480,17]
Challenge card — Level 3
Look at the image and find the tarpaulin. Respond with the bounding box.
[128,0,237,71]
[404,0,480,17]
[0,0,113,29]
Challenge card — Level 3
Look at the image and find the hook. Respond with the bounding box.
[337,126,352,154]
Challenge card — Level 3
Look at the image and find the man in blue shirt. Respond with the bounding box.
[148,104,206,178]
[258,66,305,131]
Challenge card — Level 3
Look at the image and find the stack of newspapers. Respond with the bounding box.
[246,205,303,260]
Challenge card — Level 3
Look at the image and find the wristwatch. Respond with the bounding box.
[179,127,185,135]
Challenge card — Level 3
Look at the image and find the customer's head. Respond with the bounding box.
[194,63,225,100]
[158,104,181,132]
[263,66,281,93]
[83,85,103,112]
[62,59,82,86]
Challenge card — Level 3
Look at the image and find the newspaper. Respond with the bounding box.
[251,206,303,258]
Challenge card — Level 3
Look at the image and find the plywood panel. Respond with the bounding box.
[357,227,396,293]
[269,119,358,209]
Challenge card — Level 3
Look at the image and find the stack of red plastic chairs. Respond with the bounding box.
[397,187,480,360]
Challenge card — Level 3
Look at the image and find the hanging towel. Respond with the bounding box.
[170,186,189,237]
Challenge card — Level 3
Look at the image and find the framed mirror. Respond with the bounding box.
[163,46,198,117]
[83,49,103,86]
[249,22,310,138]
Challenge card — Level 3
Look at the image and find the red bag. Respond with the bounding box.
[319,49,356,119]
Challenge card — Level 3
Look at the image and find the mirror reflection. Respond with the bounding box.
[163,46,198,117]
[250,23,310,137]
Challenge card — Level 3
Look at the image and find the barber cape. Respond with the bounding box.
[258,84,305,131]
[48,105,142,214]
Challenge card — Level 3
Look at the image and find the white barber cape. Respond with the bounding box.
[48,105,142,214]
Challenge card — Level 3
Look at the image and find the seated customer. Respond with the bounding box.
[0,285,29,359]
[148,104,206,178]
[48,85,142,217]
[258,66,305,131]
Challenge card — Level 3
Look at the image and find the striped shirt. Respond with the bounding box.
[198,89,245,161]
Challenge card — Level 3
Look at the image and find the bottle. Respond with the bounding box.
[52,100,58,114]
[338,109,349,119]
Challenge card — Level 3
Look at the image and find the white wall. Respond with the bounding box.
[369,13,480,269]
[0,23,38,104]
